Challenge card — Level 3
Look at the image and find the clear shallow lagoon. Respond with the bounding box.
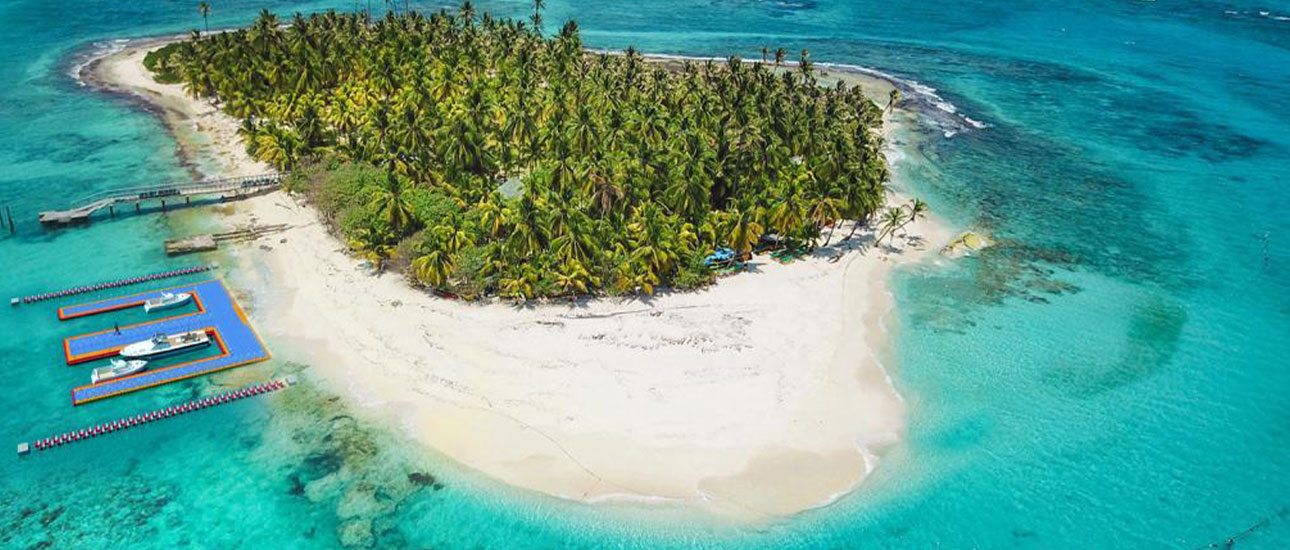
[1,0,1288,548]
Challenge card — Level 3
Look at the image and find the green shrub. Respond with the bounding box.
[142,43,183,84]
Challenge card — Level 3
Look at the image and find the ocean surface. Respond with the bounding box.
[2,0,1288,548]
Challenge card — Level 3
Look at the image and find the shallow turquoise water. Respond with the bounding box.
[2,0,1288,548]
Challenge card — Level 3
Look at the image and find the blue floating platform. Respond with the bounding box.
[61,280,270,405]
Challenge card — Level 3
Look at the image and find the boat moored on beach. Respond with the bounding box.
[144,291,192,313]
[120,330,210,359]
[91,358,148,384]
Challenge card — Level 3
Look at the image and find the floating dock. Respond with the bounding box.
[11,264,214,306]
[60,279,270,405]
[18,378,294,456]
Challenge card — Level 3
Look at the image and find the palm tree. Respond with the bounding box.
[554,260,599,296]
[887,88,900,114]
[500,264,539,299]
[878,206,906,246]
[774,47,786,67]
[348,227,396,271]
[412,247,454,288]
[726,204,765,257]
[197,2,211,34]
[808,192,843,246]
[369,172,414,235]
[904,197,928,231]
[531,0,545,36]
[761,47,768,64]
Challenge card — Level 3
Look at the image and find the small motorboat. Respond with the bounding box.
[91,358,148,384]
[144,291,192,313]
[120,330,211,359]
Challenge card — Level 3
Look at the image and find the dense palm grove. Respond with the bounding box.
[153,5,897,299]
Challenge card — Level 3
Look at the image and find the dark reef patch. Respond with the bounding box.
[1039,292,1187,397]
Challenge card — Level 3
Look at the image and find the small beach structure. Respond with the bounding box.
[59,279,270,405]
[17,378,295,456]
[164,224,289,255]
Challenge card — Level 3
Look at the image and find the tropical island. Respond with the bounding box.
[144,6,922,299]
[83,3,952,520]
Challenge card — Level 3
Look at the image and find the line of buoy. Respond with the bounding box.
[11,264,215,306]
[17,377,294,456]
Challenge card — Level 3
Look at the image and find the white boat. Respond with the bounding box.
[120,330,211,359]
[144,291,192,313]
[91,359,148,384]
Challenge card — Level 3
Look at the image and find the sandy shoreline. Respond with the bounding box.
[84,38,953,520]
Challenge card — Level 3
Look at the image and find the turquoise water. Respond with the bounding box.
[3,0,1288,548]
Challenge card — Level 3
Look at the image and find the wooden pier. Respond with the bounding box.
[38,173,285,226]
[17,377,295,456]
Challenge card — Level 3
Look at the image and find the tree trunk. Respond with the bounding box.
[844,219,861,242]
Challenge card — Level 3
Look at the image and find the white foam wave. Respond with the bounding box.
[68,38,130,85]
[962,115,989,129]
[815,61,988,133]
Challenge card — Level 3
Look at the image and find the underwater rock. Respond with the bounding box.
[337,482,394,519]
[39,506,63,527]
[301,450,344,480]
[942,231,993,257]
[305,471,348,503]
[337,518,375,548]
[330,421,379,466]
[407,472,436,487]
[287,474,306,497]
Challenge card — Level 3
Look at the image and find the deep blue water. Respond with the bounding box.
[2,0,1288,548]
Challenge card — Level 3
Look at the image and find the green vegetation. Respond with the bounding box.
[877,198,927,246]
[142,43,184,84]
[158,5,896,300]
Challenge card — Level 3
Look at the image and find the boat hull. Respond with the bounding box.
[91,361,148,384]
[120,331,212,359]
[120,340,210,359]
[144,293,192,313]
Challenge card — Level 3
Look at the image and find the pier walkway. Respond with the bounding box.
[61,279,270,405]
[38,173,284,225]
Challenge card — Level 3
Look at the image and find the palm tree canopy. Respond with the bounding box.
[158,7,891,299]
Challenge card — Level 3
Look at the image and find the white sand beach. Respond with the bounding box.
[88,42,271,178]
[89,41,953,519]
